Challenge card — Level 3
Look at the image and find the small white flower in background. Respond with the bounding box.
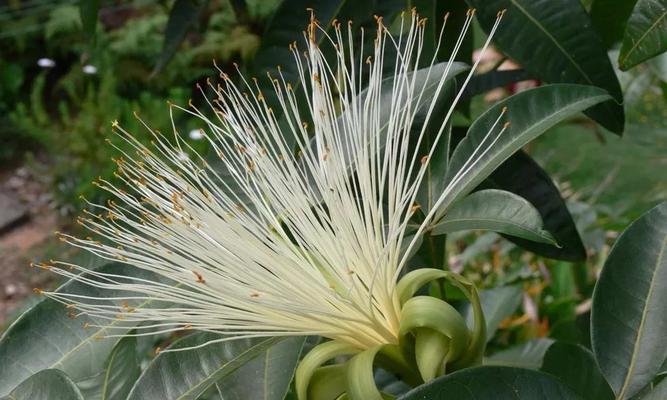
[188,129,205,140]
[82,65,98,74]
[37,58,56,68]
[41,11,504,351]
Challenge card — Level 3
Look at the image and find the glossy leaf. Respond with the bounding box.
[399,366,579,399]
[461,284,523,343]
[592,202,667,399]
[439,84,612,220]
[639,378,667,400]
[127,332,301,400]
[206,336,305,400]
[78,336,140,400]
[482,150,586,261]
[484,339,554,369]
[461,69,532,99]
[0,262,158,397]
[153,0,206,75]
[619,0,667,70]
[431,189,556,244]
[469,0,625,133]
[0,369,84,400]
[541,341,614,400]
[590,0,638,48]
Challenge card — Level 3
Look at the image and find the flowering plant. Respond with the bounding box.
[2,2,666,400]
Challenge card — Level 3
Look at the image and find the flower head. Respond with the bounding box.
[41,10,503,353]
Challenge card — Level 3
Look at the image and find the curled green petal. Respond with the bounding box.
[296,341,359,400]
[396,268,486,370]
[441,273,486,370]
[414,328,450,382]
[396,269,449,306]
[399,296,469,363]
[346,346,397,400]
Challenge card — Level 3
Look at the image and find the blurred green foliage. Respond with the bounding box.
[0,0,276,209]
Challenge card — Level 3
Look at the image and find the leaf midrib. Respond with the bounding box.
[443,90,610,216]
[509,0,595,86]
[175,337,281,400]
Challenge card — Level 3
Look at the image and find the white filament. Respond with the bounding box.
[41,10,504,351]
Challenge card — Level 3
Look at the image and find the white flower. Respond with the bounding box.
[37,58,56,68]
[82,65,98,74]
[42,11,503,351]
[188,129,205,140]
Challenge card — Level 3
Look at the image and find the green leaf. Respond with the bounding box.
[431,189,556,244]
[398,366,580,399]
[439,84,612,218]
[205,336,306,400]
[127,333,302,400]
[0,369,84,400]
[461,284,523,343]
[484,339,554,369]
[0,262,157,397]
[77,336,140,400]
[541,341,614,400]
[591,202,667,399]
[481,150,586,261]
[461,69,532,99]
[590,0,638,48]
[638,378,667,400]
[153,0,207,75]
[619,0,667,70]
[469,0,625,134]
[79,0,99,42]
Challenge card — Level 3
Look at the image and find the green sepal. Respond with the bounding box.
[414,328,450,382]
[396,268,486,370]
[446,276,486,370]
[346,346,396,400]
[296,341,359,400]
[399,296,469,363]
[397,268,452,306]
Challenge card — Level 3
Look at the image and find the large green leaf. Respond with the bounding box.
[431,189,556,244]
[619,0,667,70]
[77,336,140,400]
[590,0,638,48]
[127,333,303,400]
[591,202,667,399]
[484,339,554,369]
[0,369,84,400]
[469,0,625,134]
[438,84,612,221]
[204,336,306,400]
[0,262,158,397]
[399,366,580,399]
[461,284,523,343]
[481,150,586,261]
[462,69,532,99]
[639,378,667,400]
[541,341,614,400]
